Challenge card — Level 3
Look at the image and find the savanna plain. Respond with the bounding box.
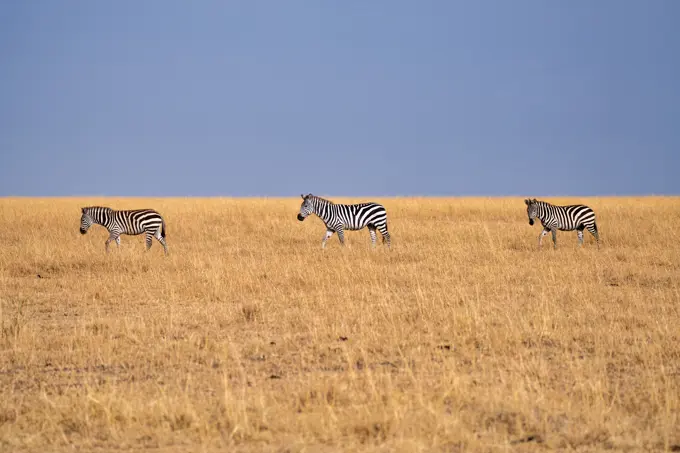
[1,197,679,453]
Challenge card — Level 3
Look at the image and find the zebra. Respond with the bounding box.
[525,198,599,249]
[297,194,391,248]
[80,206,168,255]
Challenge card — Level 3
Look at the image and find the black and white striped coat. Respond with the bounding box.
[297,194,391,248]
[525,198,599,248]
[80,206,168,254]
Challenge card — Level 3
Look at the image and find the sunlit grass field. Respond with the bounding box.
[1,197,679,452]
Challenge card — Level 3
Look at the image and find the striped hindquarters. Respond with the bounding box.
[114,209,165,235]
[336,202,388,231]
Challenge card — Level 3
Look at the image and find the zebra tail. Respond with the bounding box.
[161,220,166,238]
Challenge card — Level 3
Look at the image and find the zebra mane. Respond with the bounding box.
[305,194,334,205]
[82,206,113,220]
[83,206,113,212]
[526,199,556,213]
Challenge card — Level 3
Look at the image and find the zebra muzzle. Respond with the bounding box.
[297,214,305,221]
[80,228,87,234]
[529,219,534,226]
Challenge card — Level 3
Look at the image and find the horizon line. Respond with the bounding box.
[1,194,678,199]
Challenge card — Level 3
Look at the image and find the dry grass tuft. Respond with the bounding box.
[1,197,679,452]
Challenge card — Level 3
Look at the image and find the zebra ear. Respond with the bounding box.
[524,199,530,205]
[81,207,86,213]
[301,194,304,199]
[532,198,537,203]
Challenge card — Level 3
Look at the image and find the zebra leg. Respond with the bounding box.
[105,234,118,253]
[145,233,153,251]
[590,223,600,249]
[321,230,334,249]
[377,224,391,248]
[337,228,346,246]
[551,229,557,249]
[368,226,377,247]
[538,228,549,247]
[153,225,168,255]
[577,228,584,246]
[156,235,168,255]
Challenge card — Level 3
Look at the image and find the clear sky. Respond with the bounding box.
[1,1,678,197]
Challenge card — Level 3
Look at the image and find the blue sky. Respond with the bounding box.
[1,1,678,197]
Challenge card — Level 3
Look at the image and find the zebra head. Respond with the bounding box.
[525,198,539,225]
[298,194,314,221]
[80,207,93,234]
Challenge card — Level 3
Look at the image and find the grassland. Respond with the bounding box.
[0,197,679,452]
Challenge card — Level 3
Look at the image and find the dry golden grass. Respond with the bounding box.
[1,197,679,452]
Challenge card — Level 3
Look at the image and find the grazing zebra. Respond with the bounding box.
[80,207,168,255]
[297,194,391,248]
[525,198,599,248]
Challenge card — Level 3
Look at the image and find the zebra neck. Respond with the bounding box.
[313,200,335,222]
[90,209,114,227]
[535,204,553,222]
